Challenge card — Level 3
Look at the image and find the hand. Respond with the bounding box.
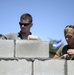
[67,49,74,55]
[60,54,70,59]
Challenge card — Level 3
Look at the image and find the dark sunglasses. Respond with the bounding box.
[65,25,74,29]
[19,22,31,26]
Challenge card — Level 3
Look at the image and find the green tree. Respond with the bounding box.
[49,39,64,58]
[49,39,58,53]
[49,39,64,53]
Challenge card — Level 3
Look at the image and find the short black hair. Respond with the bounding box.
[20,13,33,23]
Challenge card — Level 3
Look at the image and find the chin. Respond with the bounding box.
[21,30,26,32]
[68,43,72,46]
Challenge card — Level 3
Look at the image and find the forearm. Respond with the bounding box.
[53,54,60,59]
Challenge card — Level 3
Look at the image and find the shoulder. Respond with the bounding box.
[56,45,64,56]
[56,45,69,56]
[4,33,18,40]
[57,45,65,51]
[0,34,7,39]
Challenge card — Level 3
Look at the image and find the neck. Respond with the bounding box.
[69,44,74,49]
[21,32,30,37]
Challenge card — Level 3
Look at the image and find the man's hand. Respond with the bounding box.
[67,49,74,55]
[60,54,70,59]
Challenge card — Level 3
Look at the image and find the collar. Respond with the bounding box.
[18,31,32,39]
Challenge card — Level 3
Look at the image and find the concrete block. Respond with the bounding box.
[67,60,74,75]
[15,40,49,58]
[34,59,65,75]
[0,59,32,75]
[0,40,14,57]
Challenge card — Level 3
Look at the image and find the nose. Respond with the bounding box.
[21,25,25,27]
[66,37,71,43]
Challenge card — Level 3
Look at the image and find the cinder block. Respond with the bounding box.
[67,60,74,75]
[0,40,14,57]
[34,59,65,75]
[15,40,49,58]
[0,59,32,75]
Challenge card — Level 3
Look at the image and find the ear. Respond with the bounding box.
[30,23,33,27]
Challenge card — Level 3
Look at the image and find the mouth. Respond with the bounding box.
[21,27,25,29]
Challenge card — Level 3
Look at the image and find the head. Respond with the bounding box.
[19,13,33,33]
[64,25,74,47]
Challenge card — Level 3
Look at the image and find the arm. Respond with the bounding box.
[67,49,74,54]
[53,45,64,59]
[53,54,60,59]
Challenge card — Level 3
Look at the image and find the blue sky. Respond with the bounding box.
[0,0,74,44]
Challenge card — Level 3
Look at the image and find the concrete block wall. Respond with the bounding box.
[15,40,49,58]
[0,40,14,57]
[0,40,73,75]
[0,60,32,75]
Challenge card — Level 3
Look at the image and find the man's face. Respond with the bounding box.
[65,29,74,46]
[19,19,32,33]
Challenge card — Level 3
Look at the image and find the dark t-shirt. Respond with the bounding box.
[56,45,74,60]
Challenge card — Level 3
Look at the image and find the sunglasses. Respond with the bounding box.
[65,25,74,29]
[19,22,31,26]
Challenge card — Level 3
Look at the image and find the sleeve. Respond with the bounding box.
[4,33,18,40]
[4,33,12,39]
[56,45,64,57]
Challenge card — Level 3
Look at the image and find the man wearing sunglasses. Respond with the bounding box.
[53,25,74,60]
[4,13,39,40]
